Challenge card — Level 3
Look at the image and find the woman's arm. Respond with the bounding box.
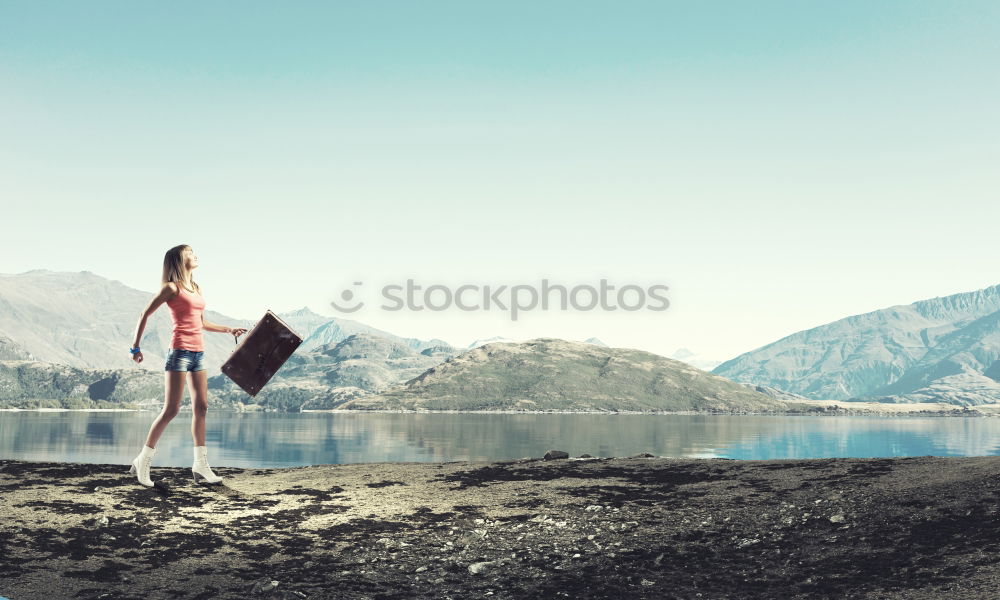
[202,316,247,336]
[132,284,176,348]
[201,317,232,333]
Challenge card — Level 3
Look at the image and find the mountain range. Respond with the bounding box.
[713,284,1000,405]
[3,269,1000,410]
[0,270,798,413]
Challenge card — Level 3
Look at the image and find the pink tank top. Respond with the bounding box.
[166,283,206,351]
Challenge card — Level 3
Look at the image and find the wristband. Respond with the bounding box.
[129,346,141,355]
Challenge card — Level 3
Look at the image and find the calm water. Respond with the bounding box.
[2,411,1000,468]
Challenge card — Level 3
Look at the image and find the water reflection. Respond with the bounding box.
[722,416,1000,459]
[2,412,1000,468]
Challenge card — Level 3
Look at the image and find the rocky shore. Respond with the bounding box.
[4,454,1000,599]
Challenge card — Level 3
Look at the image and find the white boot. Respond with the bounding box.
[192,445,223,484]
[129,445,156,487]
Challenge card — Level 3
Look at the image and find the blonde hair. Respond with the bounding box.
[161,244,200,294]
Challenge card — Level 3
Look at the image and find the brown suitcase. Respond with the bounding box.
[221,309,303,396]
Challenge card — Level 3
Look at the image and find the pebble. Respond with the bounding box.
[468,561,494,575]
[249,578,279,595]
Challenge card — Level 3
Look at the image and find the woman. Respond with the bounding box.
[127,244,247,487]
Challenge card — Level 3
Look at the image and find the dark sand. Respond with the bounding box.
[3,455,1000,599]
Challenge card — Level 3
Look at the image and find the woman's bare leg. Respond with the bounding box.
[190,370,209,446]
[145,371,186,448]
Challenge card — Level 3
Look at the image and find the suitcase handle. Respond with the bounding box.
[231,325,251,348]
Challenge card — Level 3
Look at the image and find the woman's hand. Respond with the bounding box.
[132,351,143,364]
[229,327,249,337]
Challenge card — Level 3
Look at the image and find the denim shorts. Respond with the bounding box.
[164,348,206,372]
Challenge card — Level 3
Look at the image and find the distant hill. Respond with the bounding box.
[299,313,455,354]
[0,359,164,409]
[713,284,1000,405]
[467,336,608,349]
[670,347,723,371]
[341,338,802,412]
[466,336,518,349]
[0,335,32,361]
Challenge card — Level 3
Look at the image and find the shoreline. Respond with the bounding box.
[0,407,141,412]
[4,455,1000,599]
[2,400,996,417]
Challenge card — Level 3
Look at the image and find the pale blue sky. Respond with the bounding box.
[1,1,998,360]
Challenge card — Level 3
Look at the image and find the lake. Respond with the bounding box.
[2,411,1000,468]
